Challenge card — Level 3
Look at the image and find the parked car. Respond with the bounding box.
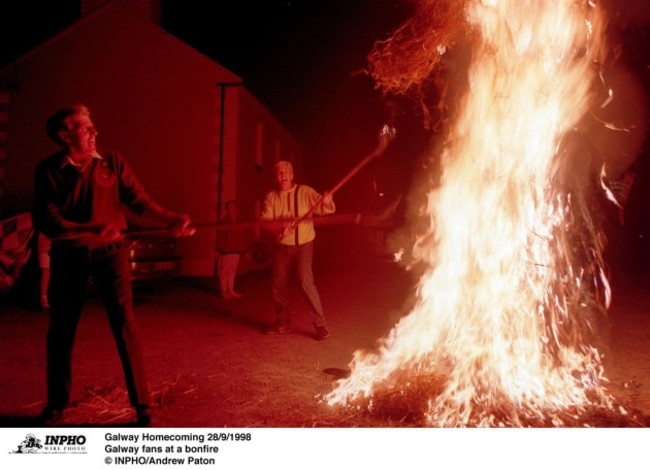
[126,235,181,281]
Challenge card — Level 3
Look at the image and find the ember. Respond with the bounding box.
[326,0,629,426]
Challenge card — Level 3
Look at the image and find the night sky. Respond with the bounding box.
[0,0,421,208]
[160,0,422,204]
[2,1,648,209]
[0,1,409,133]
[162,0,408,138]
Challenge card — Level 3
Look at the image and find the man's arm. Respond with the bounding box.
[115,152,193,234]
[259,191,274,221]
[305,187,335,216]
[140,204,193,236]
[260,191,286,236]
[318,191,335,215]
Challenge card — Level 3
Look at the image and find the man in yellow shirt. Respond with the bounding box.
[261,160,335,340]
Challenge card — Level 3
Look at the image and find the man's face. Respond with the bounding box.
[275,166,293,190]
[63,114,98,157]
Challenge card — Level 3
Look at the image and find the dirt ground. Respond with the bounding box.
[1,227,649,428]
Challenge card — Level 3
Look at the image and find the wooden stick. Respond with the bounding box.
[288,125,397,230]
[51,202,399,241]
[126,213,362,237]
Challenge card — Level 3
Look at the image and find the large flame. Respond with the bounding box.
[327,0,623,426]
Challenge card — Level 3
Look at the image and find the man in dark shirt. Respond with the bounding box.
[33,104,193,426]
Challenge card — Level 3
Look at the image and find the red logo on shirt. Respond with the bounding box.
[95,161,116,187]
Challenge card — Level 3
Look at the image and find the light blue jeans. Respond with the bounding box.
[272,241,327,328]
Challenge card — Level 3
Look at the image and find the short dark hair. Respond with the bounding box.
[45,104,90,147]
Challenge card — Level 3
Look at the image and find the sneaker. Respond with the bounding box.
[265,323,290,335]
[314,326,330,340]
[40,296,50,311]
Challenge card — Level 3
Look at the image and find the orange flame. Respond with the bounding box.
[327,0,623,426]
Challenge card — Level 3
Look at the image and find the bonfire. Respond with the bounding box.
[326,0,632,427]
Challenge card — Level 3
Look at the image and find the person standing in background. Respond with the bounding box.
[216,200,249,299]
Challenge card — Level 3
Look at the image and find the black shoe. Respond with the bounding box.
[38,406,64,425]
[266,323,290,335]
[314,326,330,340]
[136,405,152,426]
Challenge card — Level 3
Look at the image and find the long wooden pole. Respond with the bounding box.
[286,125,397,230]
[126,213,363,238]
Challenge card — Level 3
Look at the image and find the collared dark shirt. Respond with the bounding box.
[33,148,154,247]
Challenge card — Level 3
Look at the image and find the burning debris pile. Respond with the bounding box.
[327,0,634,426]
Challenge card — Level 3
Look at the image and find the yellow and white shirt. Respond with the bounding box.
[261,184,335,246]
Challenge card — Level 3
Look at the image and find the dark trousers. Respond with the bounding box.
[46,241,150,409]
[272,241,327,328]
